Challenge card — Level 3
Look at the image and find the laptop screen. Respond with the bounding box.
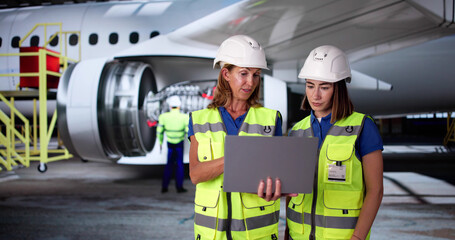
[223,135,318,194]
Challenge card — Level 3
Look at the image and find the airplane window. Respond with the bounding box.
[11,36,20,48]
[49,35,59,47]
[30,35,39,47]
[69,34,78,46]
[129,32,139,44]
[109,33,118,45]
[150,31,159,39]
[89,33,98,45]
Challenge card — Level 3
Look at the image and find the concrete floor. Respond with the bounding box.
[1,152,455,240]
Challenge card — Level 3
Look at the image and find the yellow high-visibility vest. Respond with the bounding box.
[287,112,371,240]
[157,108,189,144]
[191,107,281,240]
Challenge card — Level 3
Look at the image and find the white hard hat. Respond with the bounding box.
[213,35,269,70]
[298,45,351,83]
[167,96,181,107]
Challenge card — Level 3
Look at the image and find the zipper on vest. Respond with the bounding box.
[310,136,322,239]
[310,122,336,239]
[226,192,232,240]
[310,121,333,240]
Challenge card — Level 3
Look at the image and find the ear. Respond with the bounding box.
[221,68,230,81]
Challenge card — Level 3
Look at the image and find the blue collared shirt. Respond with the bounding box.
[300,111,383,158]
[188,107,283,137]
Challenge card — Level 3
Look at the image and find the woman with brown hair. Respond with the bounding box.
[286,45,384,240]
[188,35,283,240]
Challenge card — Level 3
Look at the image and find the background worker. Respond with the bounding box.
[188,35,283,240]
[157,96,189,193]
[286,45,384,240]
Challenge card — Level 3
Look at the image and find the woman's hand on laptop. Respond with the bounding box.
[257,177,297,201]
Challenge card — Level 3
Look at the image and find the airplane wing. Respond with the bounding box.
[162,0,455,64]
[157,0,455,117]
[115,0,454,95]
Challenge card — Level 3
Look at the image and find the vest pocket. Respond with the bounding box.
[322,190,362,239]
[287,194,305,235]
[323,190,363,210]
[289,194,305,209]
[194,187,220,239]
[240,193,279,239]
[197,139,224,162]
[324,144,354,185]
[240,192,277,210]
[197,139,212,162]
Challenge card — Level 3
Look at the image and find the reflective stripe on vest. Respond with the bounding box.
[192,107,280,239]
[158,109,188,144]
[193,122,226,134]
[328,125,362,137]
[165,129,186,133]
[289,128,312,137]
[195,210,280,231]
[287,112,368,240]
[287,207,357,229]
[238,122,275,136]
[163,129,185,138]
[289,123,362,138]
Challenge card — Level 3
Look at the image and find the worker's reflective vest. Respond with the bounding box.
[157,109,189,144]
[287,112,370,240]
[191,107,281,240]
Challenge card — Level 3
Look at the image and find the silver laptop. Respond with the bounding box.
[223,135,318,194]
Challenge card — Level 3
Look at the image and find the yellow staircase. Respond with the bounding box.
[0,23,79,172]
[0,95,30,171]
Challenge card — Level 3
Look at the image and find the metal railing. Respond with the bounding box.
[19,22,80,63]
[0,94,30,171]
[0,22,77,172]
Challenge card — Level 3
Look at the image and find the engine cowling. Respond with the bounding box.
[57,58,156,162]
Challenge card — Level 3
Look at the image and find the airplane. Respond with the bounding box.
[0,0,454,166]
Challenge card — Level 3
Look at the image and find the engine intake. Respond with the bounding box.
[57,58,156,162]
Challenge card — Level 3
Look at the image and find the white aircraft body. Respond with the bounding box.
[0,0,454,164]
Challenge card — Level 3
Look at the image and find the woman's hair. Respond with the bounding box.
[207,63,262,109]
[301,79,354,123]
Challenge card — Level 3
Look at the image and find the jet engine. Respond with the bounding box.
[57,58,156,163]
[57,56,218,164]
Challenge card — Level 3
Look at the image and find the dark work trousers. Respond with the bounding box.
[162,141,184,189]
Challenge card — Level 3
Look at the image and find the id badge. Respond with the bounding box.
[328,164,346,182]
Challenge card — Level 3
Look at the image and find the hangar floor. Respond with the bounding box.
[1,147,455,240]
